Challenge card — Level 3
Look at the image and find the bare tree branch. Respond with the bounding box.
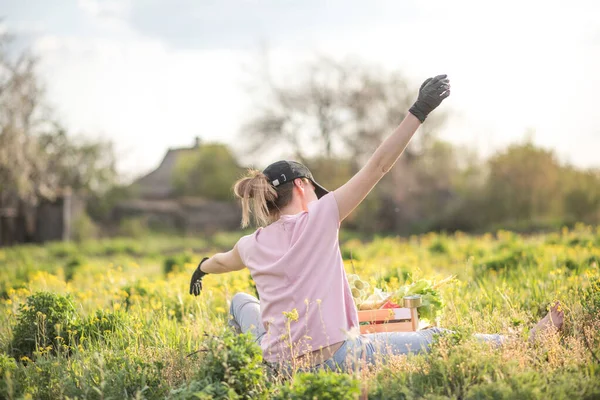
[240,52,445,167]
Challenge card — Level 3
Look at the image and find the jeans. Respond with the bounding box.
[229,292,504,373]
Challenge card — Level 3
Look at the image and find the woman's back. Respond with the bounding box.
[237,192,358,363]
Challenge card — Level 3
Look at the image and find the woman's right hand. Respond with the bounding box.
[408,74,451,123]
[189,257,210,296]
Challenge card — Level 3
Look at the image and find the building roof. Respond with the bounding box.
[133,146,197,199]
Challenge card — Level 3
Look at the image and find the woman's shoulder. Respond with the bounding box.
[308,192,340,222]
[237,229,260,245]
[235,229,262,263]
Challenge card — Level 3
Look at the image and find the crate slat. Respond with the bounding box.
[357,307,412,322]
[360,321,414,334]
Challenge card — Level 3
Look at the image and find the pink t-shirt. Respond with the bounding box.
[236,192,359,363]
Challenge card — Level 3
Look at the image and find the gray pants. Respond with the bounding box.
[229,292,504,372]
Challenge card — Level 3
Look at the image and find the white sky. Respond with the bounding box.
[3,0,600,180]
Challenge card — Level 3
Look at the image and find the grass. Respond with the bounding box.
[0,225,599,399]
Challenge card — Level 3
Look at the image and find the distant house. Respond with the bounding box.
[113,138,241,232]
[132,138,201,199]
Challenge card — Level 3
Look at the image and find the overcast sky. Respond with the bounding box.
[3,0,600,179]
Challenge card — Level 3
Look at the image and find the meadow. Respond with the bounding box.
[0,226,599,399]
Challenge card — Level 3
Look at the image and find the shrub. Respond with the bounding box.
[170,380,240,400]
[163,253,193,275]
[17,354,76,400]
[273,370,361,400]
[11,292,78,359]
[173,328,269,399]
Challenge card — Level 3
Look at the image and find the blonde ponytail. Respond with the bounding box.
[233,169,278,227]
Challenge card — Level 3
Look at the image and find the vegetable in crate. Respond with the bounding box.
[349,272,454,323]
[390,276,454,323]
[347,274,370,307]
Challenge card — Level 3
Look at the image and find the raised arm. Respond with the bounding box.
[333,74,450,221]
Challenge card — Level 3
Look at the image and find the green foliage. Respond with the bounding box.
[562,169,600,224]
[474,247,536,275]
[0,353,17,399]
[16,353,74,400]
[273,371,360,400]
[172,143,243,201]
[0,248,40,298]
[310,139,600,234]
[120,279,183,321]
[11,292,78,358]
[63,255,86,281]
[118,216,148,238]
[369,340,600,400]
[37,128,117,194]
[380,266,412,286]
[340,245,359,261]
[170,380,241,400]
[189,328,269,399]
[164,253,193,275]
[72,212,100,242]
[581,276,600,318]
[171,328,269,399]
[122,281,149,309]
[484,141,562,224]
[1,230,599,398]
[75,309,130,343]
[87,184,137,222]
[391,279,446,322]
[101,351,170,399]
[428,237,449,254]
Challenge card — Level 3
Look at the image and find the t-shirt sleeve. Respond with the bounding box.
[235,234,253,267]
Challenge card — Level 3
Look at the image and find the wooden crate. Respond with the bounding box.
[357,306,419,334]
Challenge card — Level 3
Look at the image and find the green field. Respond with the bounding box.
[1,226,599,399]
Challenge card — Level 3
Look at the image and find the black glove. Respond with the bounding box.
[189,257,209,296]
[409,74,451,123]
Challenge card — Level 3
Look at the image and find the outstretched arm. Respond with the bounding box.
[333,74,450,221]
[200,246,245,274]
[189,245,245,296]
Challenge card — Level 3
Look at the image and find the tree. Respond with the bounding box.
[172,143,243,201]
[562,167,600,224]
[0,28,119,238]
[37,125,117,194]
[241,54,447,169]
[0,31,54,209]
[483,141,562,225]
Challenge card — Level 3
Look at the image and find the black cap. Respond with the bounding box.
[263,160,329,199]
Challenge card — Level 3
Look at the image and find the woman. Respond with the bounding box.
[189,75,563,372]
